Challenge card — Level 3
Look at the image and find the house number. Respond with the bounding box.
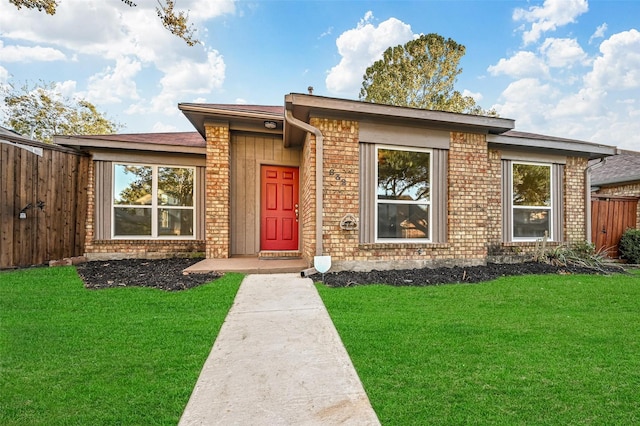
[329,168,347,186]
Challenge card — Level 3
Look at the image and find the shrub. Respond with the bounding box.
[619,228,640,264]
[533,237,614,272]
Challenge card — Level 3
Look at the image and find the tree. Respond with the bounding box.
[1,81,122,143]
[8,0,199,46]
[360,33,496,116]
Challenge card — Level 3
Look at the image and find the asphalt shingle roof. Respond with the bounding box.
[591,151,640,186]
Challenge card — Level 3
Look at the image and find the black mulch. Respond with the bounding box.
[310,261,626,288]
[75,257,626,291]
[76,258,221,291]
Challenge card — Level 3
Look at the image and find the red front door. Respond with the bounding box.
[261,165,299,251]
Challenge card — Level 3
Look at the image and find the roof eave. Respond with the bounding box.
[54,136,206,155]
[284,93,515,132]
[179,103,284,138]
[487,134,617,160]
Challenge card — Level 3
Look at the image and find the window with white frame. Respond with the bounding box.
[511,162,552,240]
[376,146,431,241]
[113,164,195,238]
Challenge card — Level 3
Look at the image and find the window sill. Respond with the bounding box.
[359,242,450,250]
[502,241,562,247]
[95,239,204,244]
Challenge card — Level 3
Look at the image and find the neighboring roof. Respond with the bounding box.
[591,150,640,186]
[0,126,24,138]
[487,130,617,160]
[1,126,80,155]
[54,132,205,154]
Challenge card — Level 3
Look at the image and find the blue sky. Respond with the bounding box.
[1,0,639,150]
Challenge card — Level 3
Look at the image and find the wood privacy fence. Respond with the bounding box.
[1,135,89,268]
[591,195,639,258]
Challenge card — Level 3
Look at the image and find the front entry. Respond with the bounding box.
[260,165,299,251]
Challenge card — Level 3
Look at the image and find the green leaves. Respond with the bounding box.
[1,81,121,143]
[360,33,497,116]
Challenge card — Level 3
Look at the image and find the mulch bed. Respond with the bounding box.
[310,261,625,287]
[76,258,221,291]
[75,257,625,291]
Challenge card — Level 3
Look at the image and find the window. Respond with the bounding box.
[511,162,552,240]
[376,146,431,241]
[113,164,195,238]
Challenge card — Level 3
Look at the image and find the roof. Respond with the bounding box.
[1,126,81,155]
[179,103,285,137]
[487,130,617,160]
[54,132,205,154]
[283,93,515,147]
[591,150,640,186]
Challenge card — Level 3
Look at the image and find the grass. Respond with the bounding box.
[318,271,640,425]
[0,266,242,426]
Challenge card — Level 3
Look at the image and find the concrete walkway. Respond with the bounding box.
[178,273,380,426]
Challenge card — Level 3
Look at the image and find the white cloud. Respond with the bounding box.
[462,89,483,102]
[585,29,640,91]
[235,98,248,104]
[487,51,549,79]
[0,0,233,123]
[85,57,142,104]
[0,66,9,84]
[319,27,333,39]
[539,38,588,67]
[493,78,558,128]
[147,50,226,115]
[54,80,78,98]
[151,121,179,133]
[325,12,414,96]
[513,0,588,44]
[0,41,66,62]
[589,23,608,44]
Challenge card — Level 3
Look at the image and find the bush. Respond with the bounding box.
[619,228,640,264]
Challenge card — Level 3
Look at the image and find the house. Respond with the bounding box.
[590,151,640,256]
[55,93,618,271]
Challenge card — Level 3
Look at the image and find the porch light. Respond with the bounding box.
[264,121,277,129]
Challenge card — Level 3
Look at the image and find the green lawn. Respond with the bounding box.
[0,266,242,426]
[318,271,640,425]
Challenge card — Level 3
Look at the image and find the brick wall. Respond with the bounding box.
[594,182,640,227]
[300,132,316,264]
[204,123,231,258]
[84,159,96,252]
[486,149,503,247]
[446,132,489,261]
[310,118,361,263]
[564,156,588,242]
[304,120,494,271]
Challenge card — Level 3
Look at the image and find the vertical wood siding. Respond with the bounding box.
[230,133,301,255]
[0,142,89,268]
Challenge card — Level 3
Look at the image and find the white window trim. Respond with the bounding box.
[375,145,433,243]
[510,161,553,242]
[112,163,196,240]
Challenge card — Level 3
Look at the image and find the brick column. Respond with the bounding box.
[448,132,489,260]
[564,156,587,242]
[310,118,360,261]
[205,123,231,258]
